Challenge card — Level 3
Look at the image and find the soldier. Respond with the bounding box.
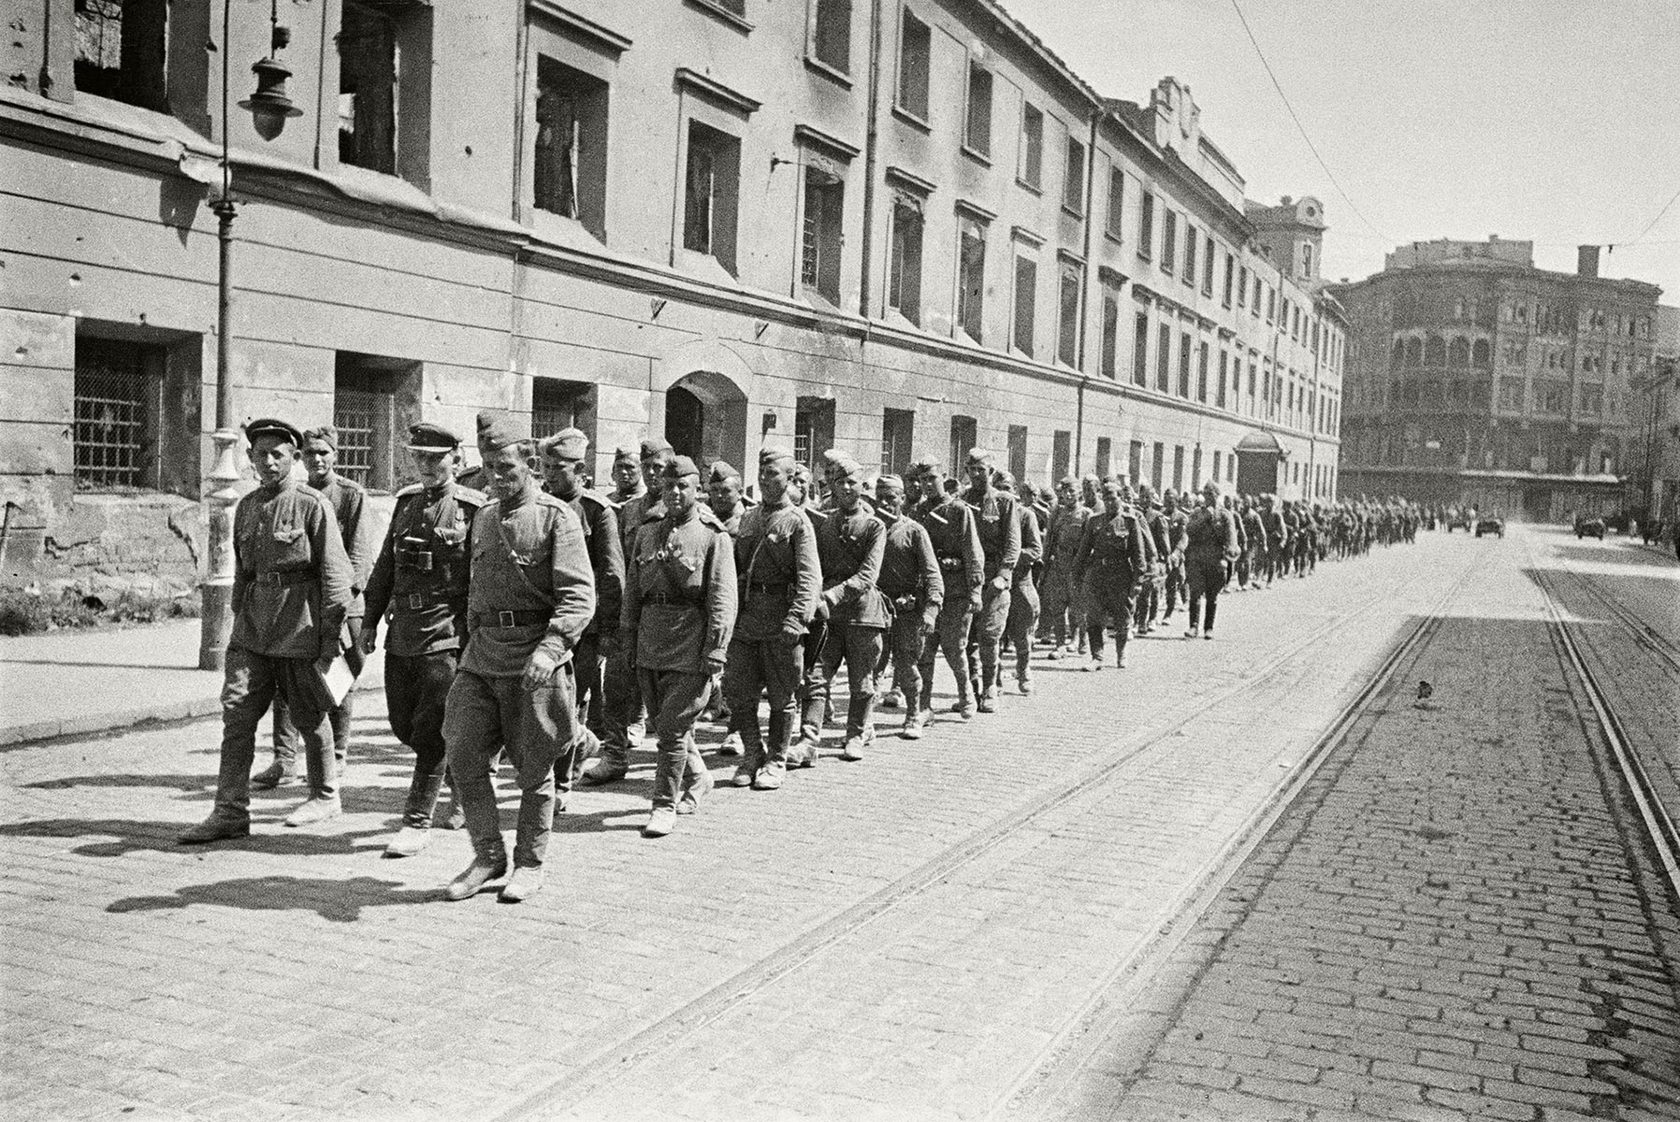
[1261,494,1290,587]
[1073,478,1147,672]
[960,449,1020,713]
[1160,488,1188,622]
[993,469,1042,695]
[705,460,751,754]
[541,428,622,764]
[1222,493,1247,592]
[911,456,984,721]
[361,423,484,857]
[622,455,737,838]
[871,474,942,740]
[439,418,595,903]
[1040,476,1090,660]
[722,448,821,790]
[583,439,671,785]
[802,452,888,761]
[1131,483,1171,637]
[258,425,373,789]
[179,419,353,842]
[1240,497,1268,589]
[787,459,831,765]
[1184,481,1241,639]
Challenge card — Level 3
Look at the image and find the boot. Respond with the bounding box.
[752,760,786,790]
[977,686,998,714]
[842,695,875,761]
[250,760,301,790]
[902,710,928,740]
[642,806,677,837]
[499,865,545,903]
[678,752,713,815]
[445,850,508,901]
[881,687,904,709]
[580,754,628,786]
[283,794,342,827]
[717,732,744,757]
[178,812,249,845]
[384,825,431,858]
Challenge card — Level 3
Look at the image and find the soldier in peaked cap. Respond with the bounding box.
[361,421,485,856]
[622,454,736,837]
[910,454,984,726]
[541,428,622,775]
[179,418,354,843]
[721,446,821,789]
[960,448,1020,713]
[439,415,595,903]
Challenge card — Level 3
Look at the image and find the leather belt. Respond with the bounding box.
[747,582,788,593]
[396,548,435,571]
[474,609,550,628]
[937,557,965,570]
[255,570,316,587]
[404,592,448,611]
[643,593,698,607]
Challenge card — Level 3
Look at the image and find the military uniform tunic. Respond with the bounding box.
[1003,501,1043,685]
[566,489,623,743]
[1042,502,1091,648]
[875,508,943,715]
[962,485,1021,697]
[913,493,985,712]
[603,486,661,760]
[804,501,888,743]
[1073,509,1147,665]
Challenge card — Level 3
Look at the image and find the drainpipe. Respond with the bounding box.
[857,0,884,319]
[1074,108,1099,472]
[511,9,531,220]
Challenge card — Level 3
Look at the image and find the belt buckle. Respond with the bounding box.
[258,571,280,585]
[497,610,515,628]
[406,593,424,610]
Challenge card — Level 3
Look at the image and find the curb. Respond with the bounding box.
[0,658,387,748]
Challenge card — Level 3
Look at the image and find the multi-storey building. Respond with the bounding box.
[1334,238,1662,520]
[1,0,1343,588]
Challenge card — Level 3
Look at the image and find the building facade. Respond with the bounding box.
[1333,239,1662,521]
[1,0,1343,590]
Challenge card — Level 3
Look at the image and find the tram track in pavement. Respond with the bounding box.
[493,545,1489,1121]
[996,540,1489,1121]
[1544,556,1680,679]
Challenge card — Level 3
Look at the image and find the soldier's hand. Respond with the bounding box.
[703,654,726,676]
[968,591,982,611]
[780,623,806,646]
[360,627,379,655]
[990,574,1010,592]
[522,647,562,690]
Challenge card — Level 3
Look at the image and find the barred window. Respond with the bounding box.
[74,338,156,490]
[334,352,421,491]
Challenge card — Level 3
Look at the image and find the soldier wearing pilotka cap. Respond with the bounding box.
[960,447,1021,714]
[622,454,736,837]
[439,415,595,903]
[179,418,354,843]
[910,454,984,723]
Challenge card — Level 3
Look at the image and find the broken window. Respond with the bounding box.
[73,0,169,111]
[533,56,610,240]
[684,120,742,274]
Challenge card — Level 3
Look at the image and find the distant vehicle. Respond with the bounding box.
[1604,509,1633,534]
[1475,515,1505,538]
[1445,509,1474,533]
[1574,514,1606,540]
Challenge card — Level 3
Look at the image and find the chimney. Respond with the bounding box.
[1577,245,1600,278]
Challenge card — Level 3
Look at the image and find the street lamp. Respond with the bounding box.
[199,0,302,671]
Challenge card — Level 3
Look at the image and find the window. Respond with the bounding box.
[1099,281,1120,379]
[1132,312,1150,385]
[1012,253,1037,356]
[801,164,845,303]
[532,378,596,447]
[1106,167,1125,240]
[684,120,742,274]
[888,195,924,324]
[1196,341,1209,402]
[1252,275,1262,316]
[1063,136,1086,213]
[794,397,836,468]
[1095,437,1112,478]
[74,337,155,490]
[1217,350,1229,408]
[1301,243,1313,278]
[1151,441,1164,490]
[1183,225,1197,287]
[1212,450,1222,485]
[1202,238,1215,297]
[1007,425,1028,482]
[1248,356,1257,399]
[1266,285,1276,323]
[1222,253,1234,307]
[950,414,978,472]
[1579,384,1603,414]
[1237,265,1248,308]
[1020,104,1044,188]
[1177,331,1191,396]
[810,0,853,74]
[73,0,168,110]
[897,9,931,119]
[339,0,430,181]
[1191,446,1203,489]
[1156,323,1171,391]
[335,352,421,492]
[1053,430,1072,482]
[965,63,992,156]
[1161,210,1177,273]
[1128,440,1144,486]
[533,56,610,240]
[1538,382,1567,415]
[1138,191,1154,259]
[881,407,915,475]
[1498,376,1524,411]
[957,214,987,342]
[1172,445,1185,491]
[1058,259,1082,367]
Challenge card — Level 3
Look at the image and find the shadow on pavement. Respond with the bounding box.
[0,817,393,858]
[106,875,443,922]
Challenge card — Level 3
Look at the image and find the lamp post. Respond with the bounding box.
[198,0,303,671]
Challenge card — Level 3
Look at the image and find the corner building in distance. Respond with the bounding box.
[1,0,1343,591]
[1332,238,1662,520]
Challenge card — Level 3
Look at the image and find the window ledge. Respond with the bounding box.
[960,144,992,168]
[684,0,753,33]
[804,55,854,88]
[891,104,931,133]
[1136,250,1152,263]
[1016,176,1042,196]
[1061,204,1084,220]
[1103,230,1124,249]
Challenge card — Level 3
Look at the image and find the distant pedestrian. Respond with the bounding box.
[1183,482,1241,640]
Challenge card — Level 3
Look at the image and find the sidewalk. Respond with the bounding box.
[0,621,384,746]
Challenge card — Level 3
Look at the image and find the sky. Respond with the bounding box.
[1003,0,1680,303]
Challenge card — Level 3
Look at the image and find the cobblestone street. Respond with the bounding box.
[2,528,1676,1121]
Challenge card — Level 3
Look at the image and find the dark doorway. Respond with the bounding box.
[666,385,704,463]
[1236,450,1280,497]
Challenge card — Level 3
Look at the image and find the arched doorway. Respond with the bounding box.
[664,370,747,473]
[1234,429,1285,496]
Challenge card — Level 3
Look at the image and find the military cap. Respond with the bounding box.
[908,453,942,475]
[245,417,302,447]
[612,445,638,467]
[824,450,863,476]
[661,455,700,480]
[1058,475,1078,487]
[302,424,338,450]
[708,460,741,484]
[550,427,590,461]
[992,469,1016,490]
[640,438,674,461]
[759,445,796,467]
[876,473,905,491]
[406,421,461,452]
[477,413,524,452]
[966,447,995,466]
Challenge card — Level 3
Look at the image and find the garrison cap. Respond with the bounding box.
[406,421,461,452]
[876,473,905,491]
[612,445,638,467]
[1058,475,1078,487]
[640,438,674,461]
[824,450,863,476]
[477,413,524,452]
[908,453,942,475]
[550,427,590,461]
[661,455,700,480]
[302,425,338,450]
[759,445,796,467]
[245,417,303,447]
[965,447,995,467]
[708,460,741,484]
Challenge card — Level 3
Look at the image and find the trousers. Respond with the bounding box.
[918,597,976,712]
[965,581,1012,695]
[638,668,712,810]
[385,650,459,828]
[442,665,581,869]
[803,621,886,741]
[213,649,336,820]
[599,646,646,767]
[1001,572,1040,684]
[1039,567,1083,646]
[272,617,362,771]
[723,634,804,771]
[877,606,932,715]
[1083,576,1137,663]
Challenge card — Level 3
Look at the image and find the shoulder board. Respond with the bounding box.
[577,490,612,511]
[533,491,568,510]
[395,483,425,498]
[742,495,760,508]
[696,506,727,532]
[337,476,367,496]
[454,486,488,507]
